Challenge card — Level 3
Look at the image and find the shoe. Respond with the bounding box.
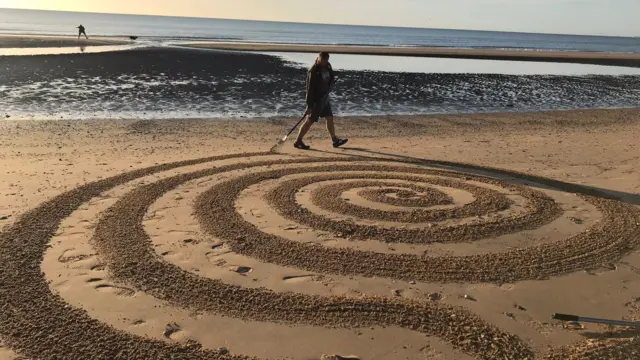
[294,141,311,150]
[332,138,348,148]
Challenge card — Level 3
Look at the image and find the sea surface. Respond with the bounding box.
[0,8,639,120]
[1,8,639,53]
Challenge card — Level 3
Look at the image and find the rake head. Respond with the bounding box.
[270,135,288,153]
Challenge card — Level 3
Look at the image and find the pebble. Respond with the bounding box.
[392,289,402,296]
[505,312,515,319]
[514,304,527,311]
[464,294,476,301]
[217,347,229,355]
[428,292,442,301]
[409,281,416,285]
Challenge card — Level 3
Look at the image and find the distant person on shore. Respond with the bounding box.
[294,51,348,150]
[77,25,88,39]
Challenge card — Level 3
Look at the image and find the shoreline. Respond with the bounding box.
[183,42,640,68]
[2,108,638,135]
[1,33,638,69]
[0,34,132,48]
[1,46,638,120]
[3,106,640,122]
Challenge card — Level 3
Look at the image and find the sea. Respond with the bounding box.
[0,8,639,120]
[1,8,639,52]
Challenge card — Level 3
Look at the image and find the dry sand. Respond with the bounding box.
[0,34,131,48]
[1,109,640,360]
[183,43,640,68]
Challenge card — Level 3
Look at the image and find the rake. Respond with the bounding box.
[270,77,339,153]
[552,313,640,328]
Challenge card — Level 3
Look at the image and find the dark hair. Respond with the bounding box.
[318,51,330,59]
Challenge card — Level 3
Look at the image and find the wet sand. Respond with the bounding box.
[1,109,640,360]
[184,43,640,68]
[0,34,131,48]
[2,47,639,120]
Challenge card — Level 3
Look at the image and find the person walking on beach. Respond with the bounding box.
[77,25,88,39]
[294,51,348,150]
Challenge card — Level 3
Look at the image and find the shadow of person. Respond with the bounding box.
[294,145,640,207]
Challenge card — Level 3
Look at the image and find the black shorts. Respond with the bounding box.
[309,101,333,122]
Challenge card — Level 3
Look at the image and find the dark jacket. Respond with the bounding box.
[306,62,335,108]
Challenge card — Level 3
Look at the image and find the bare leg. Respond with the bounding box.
[325,116,337,140]
[295,118,314,143]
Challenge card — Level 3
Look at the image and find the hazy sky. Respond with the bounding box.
[0,0,638,36]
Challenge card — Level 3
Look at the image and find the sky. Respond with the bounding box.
[0,0,638,37]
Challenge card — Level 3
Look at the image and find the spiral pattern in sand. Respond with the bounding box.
[1,151,639,359]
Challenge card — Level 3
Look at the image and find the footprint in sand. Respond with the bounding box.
[95,284,135,297]
[90,264,106,271]
[167,230,195,236]
[211,259,227,267]
[144,210,167,221]
[206,245,232,263]
[163,322,182,338]
[230,266,253,275]
[282,274,316,283]
[58,249,92,263]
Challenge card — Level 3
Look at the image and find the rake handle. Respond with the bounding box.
[551,313,579,322]
[552,313,640,327]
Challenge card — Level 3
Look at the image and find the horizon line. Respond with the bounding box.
[1,6,636,39]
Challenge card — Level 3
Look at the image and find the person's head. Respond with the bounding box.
[316,51,330,67]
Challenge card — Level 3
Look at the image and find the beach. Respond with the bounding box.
[1,13,640,359]
[1,109,640,360]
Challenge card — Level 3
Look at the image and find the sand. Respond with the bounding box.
[0,34,131,48]
[1,109,640,359]
[183,43,640,68]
